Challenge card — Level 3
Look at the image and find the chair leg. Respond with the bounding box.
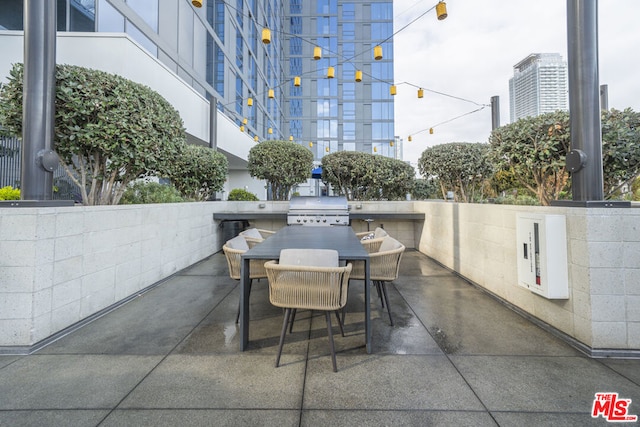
[236,279,253,324]
[289,309,297,333]
[325,312,338,372]
[374,280,382,302]
[380,282,394,326]
[334,310,345,337]
[276,308,292,368]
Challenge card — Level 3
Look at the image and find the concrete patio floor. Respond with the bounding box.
[1,250,639,426]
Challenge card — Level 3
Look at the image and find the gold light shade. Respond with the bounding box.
[408,135,412,142]
[373,146,377,153]
[289,135,294,141]
[294,76,301,86]
[313,46,322,60]
[268,127,273,134]
[429,128,434,134]
[309,142,313,147]
[254,135,259,141]
[325,146,330,152]
[242,118,248,124]
[247,97,253,107]
[390,141,394,147]
[436,1,448,20]
[192,0,202,8]
[262,28,271,44]
[355,70,363,82]
[239,125,245,132]
[418,88,424,98]
[268,89,274,99]
[374,45,383,60]
[327,66,335,79]
[390,85,397,96]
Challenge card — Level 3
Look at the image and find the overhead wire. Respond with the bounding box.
[216,0,488,140]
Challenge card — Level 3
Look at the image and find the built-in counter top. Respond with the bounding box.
[212,212,425,221]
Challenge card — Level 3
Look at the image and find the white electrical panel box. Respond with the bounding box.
[515,213,569,299]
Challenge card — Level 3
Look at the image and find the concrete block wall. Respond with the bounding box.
[2,199,637,355]
[0,202,218,349]
[414,201,640,353]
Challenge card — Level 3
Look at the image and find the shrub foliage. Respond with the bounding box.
[248,140,313,200]
[0,63,186,205]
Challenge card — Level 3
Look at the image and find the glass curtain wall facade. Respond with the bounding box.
[1,0,285,142]
[1,0,394,160]
[285,0,395,160]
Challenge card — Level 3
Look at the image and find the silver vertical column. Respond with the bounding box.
[490,96,500,130]
[21,0,57,200]
[209,94,218,150]
[566,0,604,201]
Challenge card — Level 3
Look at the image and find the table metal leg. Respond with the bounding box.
[240,257,250,351]
[364,258,372,353]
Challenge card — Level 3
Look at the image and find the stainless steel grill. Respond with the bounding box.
[287,196,349,226]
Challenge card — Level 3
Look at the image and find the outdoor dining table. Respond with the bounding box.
[239,225,372,353]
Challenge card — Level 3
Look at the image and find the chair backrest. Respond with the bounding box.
[279,248,339,267]
[379,235,401,252]
[226,235,249,251]
[374,227,388,238]
[240,228,263,241]
[265,250,351,311]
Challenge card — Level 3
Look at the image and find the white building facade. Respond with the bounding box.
[509,53,568,122]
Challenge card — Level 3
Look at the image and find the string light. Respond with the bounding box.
[191,0,202,8]
[261,28,271,44]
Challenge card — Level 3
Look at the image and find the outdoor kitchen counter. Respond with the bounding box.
[212,212,425,220]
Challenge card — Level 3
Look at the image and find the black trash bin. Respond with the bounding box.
[220,220,250,244]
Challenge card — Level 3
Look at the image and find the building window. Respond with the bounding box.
[70,0,96,31]
[342,3,355,20]
[126,0,157,32]
[97,0,124,32]
[371,2,392,20]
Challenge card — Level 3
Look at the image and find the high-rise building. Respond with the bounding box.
[0,0,395,197]
[508,53,568,122]
[285,1,395,160]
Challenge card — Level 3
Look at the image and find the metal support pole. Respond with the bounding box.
[566,0,604,202]
[490,96,500,130]
[21,0,57,200]
[209,94,218,150]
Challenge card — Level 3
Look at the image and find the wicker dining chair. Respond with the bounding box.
[349,236,405,326]
[222,235,271,323]
[239,227,276,247]
[264,249,352,372]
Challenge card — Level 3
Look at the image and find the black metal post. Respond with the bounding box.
[566,0,604,202]
[491,96,500,130]
[21,0,57,200]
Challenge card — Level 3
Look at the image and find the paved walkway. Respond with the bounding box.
[1,250,639,426]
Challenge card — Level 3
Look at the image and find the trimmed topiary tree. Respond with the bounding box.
[321,151,415,200]
[170,144,228,201]
[248,140,313,200]
[418,142,492,202]
[0,63,186,205]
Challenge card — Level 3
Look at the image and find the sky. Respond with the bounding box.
[392,0,640,168]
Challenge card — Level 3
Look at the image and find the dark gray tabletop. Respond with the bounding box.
[242,225,369,260]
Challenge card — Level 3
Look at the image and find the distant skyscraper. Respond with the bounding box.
[509,53,568,122]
